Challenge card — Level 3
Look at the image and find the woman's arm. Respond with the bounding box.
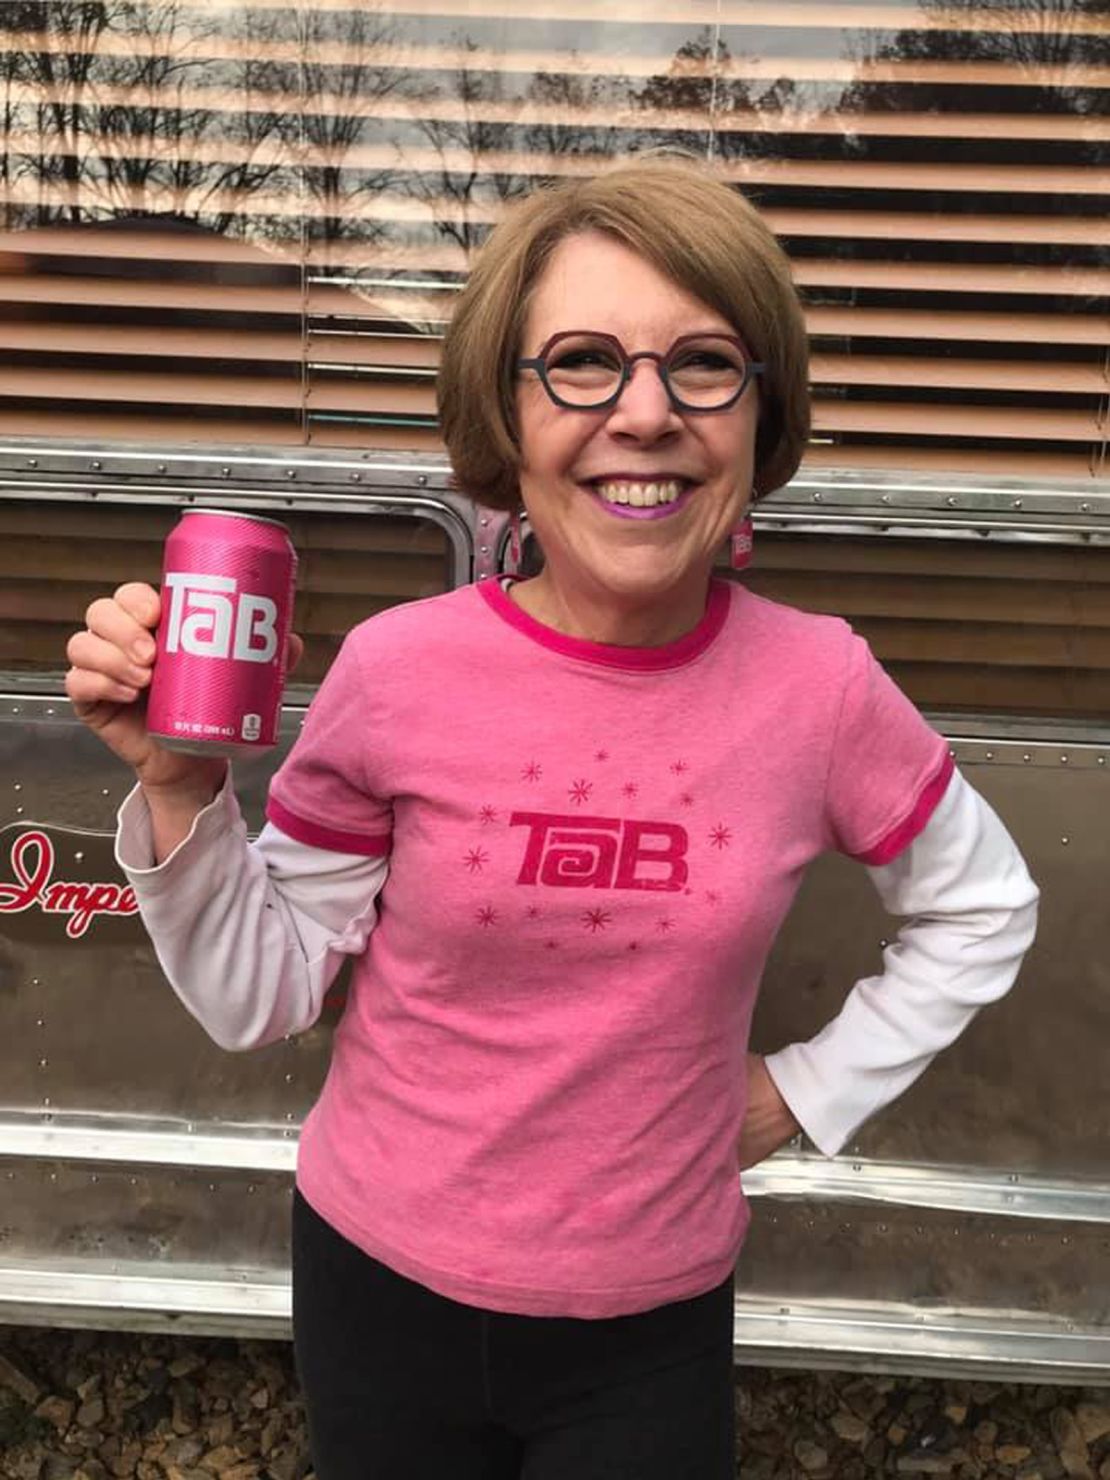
[116,772,387,1051]
[763,769,1039,1157]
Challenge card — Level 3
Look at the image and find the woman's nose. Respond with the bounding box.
[606,358,681,439]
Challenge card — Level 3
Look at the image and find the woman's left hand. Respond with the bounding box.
[737,1054,801,1170]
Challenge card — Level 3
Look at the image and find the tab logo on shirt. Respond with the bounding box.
[510,812,688,892]
[163,571,278,663]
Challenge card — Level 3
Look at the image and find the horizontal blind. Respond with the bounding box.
[0,502,453,685]
[737,532,1110,719]
[0,1,1105,479]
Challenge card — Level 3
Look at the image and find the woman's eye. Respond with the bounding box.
[551,350,613,371]
[673,351,732,372]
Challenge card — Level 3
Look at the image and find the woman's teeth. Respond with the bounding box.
[594,480,685,507]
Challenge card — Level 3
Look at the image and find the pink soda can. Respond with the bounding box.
[146,508,298,756]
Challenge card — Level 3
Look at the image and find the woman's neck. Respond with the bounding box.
[507,571,711,648]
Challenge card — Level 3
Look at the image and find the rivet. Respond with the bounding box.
[880,494,890,505]
[74,851,84,862]
[285,469,296,479]
[946,496,957,506]
[284,1073,294,1084]
[985,749,994,760]
[38,1057,47,1068]
[417,474,428,486]
[1061,837,1069,845]
[36,1019,43,1028]
[1013,499,1023,509]
[479,545,489,554]
[91,460,102,470]
[285,1111,295,1121]
[27,457,37,467]
[1060,754,1069,764]
[350,472,362,482]
[12,783,20,791]
[879,939,889,949]
[101,788,110,796]
[42,1097,50,1107]
[1080,503,1090,513]
[156,463,167,473]
[31,979,40,986]
[15,806,23,815]
[812,492,823,503]
[1098,756,1106,766]
[221,466,231,477]
[480,516,489,526]
[1022,753,1032,763]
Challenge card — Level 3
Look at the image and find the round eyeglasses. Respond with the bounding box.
[517,331,765,414]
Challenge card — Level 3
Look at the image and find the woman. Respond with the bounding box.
[65,161,1039,1479]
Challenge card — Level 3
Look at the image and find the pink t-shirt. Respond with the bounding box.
[267,577,952,1318]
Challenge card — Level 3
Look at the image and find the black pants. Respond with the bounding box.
[292,1190,736,1479]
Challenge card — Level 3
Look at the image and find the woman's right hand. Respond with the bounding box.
[64,582,226,796]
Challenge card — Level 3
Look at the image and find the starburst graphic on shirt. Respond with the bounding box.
[464,847,490,874]
[525,904,542,920]
[627,940,641,953]
[477,805,498,825]
[679,792,694,808]
[544,938,560,950]
[595,748,610,762]
[670,759,689,776]
[475,905,498,927]
[621,781,639,799]
[522,761,542,782]
[568,778,593,805]
[705,890,722,907]
[708,824,732,850]
[656,917,676,934]
[583,907,611,932]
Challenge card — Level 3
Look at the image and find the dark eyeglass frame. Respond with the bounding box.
[517,330,766,414]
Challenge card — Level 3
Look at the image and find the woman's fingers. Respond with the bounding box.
[83,586,160,664]
[287,632,304,673]
[113,581,162,632]
[66,625,153,693]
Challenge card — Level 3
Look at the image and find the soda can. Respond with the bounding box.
[146,509,298,756]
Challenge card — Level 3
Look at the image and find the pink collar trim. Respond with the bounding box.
[477,577,732,671]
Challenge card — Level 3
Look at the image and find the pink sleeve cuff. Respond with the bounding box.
[266,795,391,858]
[851,750,956,866]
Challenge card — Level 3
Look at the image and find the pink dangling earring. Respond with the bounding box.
[508,509,522,570]
[730,513,754,571]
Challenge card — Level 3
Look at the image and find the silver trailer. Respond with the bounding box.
[2,442,1107,1384]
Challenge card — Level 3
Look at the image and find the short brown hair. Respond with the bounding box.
[437,158,810,511]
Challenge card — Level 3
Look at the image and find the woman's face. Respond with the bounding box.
[515,230,759,635]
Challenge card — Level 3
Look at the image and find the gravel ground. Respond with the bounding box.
[2,1326,1109,1480]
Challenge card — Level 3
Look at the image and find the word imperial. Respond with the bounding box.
[510,812,688,892]
[0,830,139,939]
[163,570,279,663]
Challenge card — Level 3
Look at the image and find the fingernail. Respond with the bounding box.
[133,638,155,662]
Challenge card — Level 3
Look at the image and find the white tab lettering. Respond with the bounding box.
[233,594,279,663]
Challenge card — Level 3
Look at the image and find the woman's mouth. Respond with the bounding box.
[586,479,695,521]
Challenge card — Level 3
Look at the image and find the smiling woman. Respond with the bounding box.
[68,156,1039,1480]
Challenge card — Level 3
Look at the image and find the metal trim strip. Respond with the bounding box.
[3,1122,1109,1226]
[2,1269,1108,1381]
